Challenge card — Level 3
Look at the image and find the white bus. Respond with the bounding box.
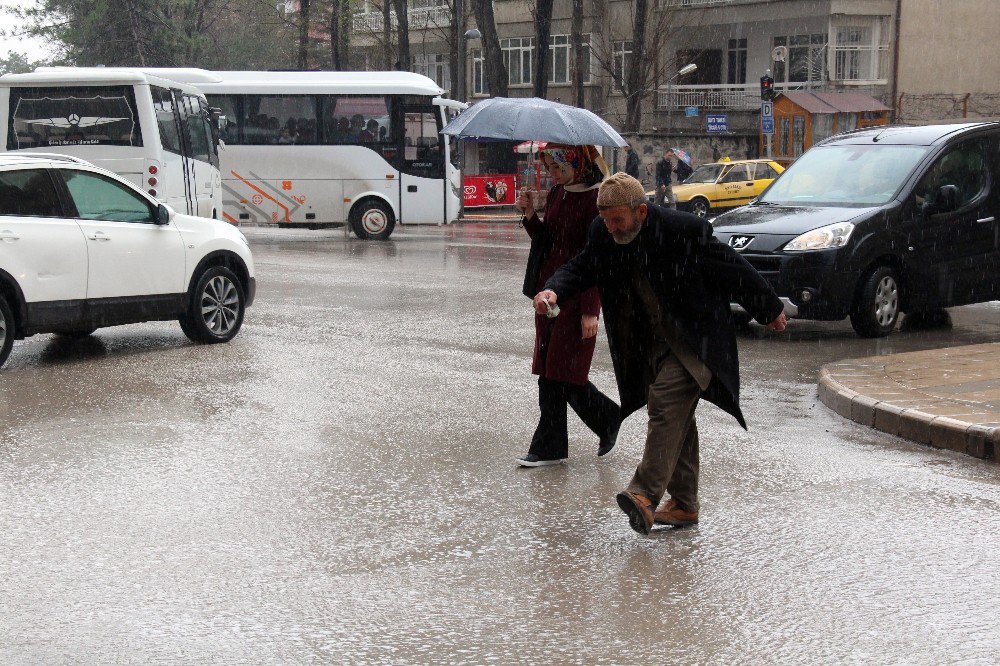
[0,68,222,219]
[140,69,465,240]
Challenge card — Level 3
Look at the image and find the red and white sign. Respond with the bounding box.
[463,174,517,208]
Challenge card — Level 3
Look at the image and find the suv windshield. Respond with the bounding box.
[760,144,930,207]
[687,164,726,183]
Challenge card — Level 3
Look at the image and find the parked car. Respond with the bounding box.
[711,122,1000,337]
[646,158,785,217]
[0,154,255,369]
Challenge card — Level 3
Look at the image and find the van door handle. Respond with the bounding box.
[977,216,995,224]
[0,230,19,242]
[87,231,110,242]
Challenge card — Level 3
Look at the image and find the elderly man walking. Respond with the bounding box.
[533,173,787,534]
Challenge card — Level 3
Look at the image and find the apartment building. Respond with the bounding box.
[342,0,997,172]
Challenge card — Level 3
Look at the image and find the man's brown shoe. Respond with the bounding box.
[653,499,699,527]
[616,491,655,535]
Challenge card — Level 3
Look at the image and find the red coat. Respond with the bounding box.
[523,185,601,385]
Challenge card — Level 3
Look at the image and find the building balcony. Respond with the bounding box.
[352,6,451,33]
[655,81,888,111]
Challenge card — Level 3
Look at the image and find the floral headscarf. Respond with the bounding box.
[541,144,607,186]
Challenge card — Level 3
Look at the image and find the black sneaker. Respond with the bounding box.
[597,421,621,458]
[517,454,566,467]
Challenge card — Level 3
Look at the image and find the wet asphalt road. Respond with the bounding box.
[1,223,998,664]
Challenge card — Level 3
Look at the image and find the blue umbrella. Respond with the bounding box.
[442,97,627,148]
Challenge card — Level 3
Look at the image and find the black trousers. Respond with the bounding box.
[528,377,620,460]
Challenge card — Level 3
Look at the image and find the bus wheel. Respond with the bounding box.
[350,199,395,241]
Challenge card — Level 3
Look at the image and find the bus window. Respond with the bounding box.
[241,94,318,145]
[321,95,393,148]
[151,86,182,154]
[403,109,443,178]
[8,85,143,149]
[180,93,211,163]
[207,94,239,144]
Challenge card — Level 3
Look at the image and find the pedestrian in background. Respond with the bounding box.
[624,144,640,182]
[515,145,622,467]
[532,173,787,532]
[655,148,676,208]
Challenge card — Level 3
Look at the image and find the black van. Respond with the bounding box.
[711,122,1000,337]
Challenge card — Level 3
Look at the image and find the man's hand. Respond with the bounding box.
[533,290,558,315]
[581,314,598,339]
[767,312,788,332]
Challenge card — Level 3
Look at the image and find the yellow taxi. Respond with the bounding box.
[647,158,786,218]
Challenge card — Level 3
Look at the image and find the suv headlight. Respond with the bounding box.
[784,222,855,252]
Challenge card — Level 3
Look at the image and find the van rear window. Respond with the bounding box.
[7,85,143,150]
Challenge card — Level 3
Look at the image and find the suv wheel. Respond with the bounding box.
[179,266,246,343]
[350,199,395,241]
[850,266,900,338]
[689,197,711,218]
[0,295,13,369]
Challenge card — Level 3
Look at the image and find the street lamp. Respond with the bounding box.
[666,62,697,135]
[457,28,481,104]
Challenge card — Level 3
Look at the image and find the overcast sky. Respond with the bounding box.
[0,1,54,61]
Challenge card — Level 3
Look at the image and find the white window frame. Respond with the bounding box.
[772,33,827,85]
[502,37,534,86]
[412,53,450,92]
[613,40,634,88]
[549,35,570,84]
[830,16,891,83]
[472,49,487,95]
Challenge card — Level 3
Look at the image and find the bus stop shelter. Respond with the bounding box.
[765,92,891,161]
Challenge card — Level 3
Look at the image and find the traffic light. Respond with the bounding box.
[760,72,775,101]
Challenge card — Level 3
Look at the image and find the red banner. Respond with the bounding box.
[463,174,517,208]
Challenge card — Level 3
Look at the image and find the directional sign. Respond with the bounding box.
[761,101,773,118]
[684,106,699,117]
[761,117,775,135]
[707,114,729,133]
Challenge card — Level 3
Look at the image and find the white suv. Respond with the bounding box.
[0,154,255,369]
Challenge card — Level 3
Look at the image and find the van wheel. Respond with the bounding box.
[850,266,900,338]
[0,295,13,369]
[179,266,246,343]
[689,197,711,218]
[350,199,395,241]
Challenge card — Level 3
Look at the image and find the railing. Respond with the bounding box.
[656,82,814,110]
[352,6,451,33]
[658,0,741,7]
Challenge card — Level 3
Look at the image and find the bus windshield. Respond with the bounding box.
[760,144,931,207]
[8,85,143,149]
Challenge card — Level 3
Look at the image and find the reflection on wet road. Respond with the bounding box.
[1,224,998,663]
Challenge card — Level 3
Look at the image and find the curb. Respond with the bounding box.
[818,365,999,463]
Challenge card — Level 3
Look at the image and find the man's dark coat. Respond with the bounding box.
[625,150,640,179]
[544,204,783,428]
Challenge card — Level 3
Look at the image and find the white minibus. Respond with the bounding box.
[142,69,465,240]
[1,68,222,218]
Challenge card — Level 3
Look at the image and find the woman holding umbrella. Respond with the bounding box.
[515,145,621,467]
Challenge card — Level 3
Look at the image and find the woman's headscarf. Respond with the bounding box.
[541,144,608,187]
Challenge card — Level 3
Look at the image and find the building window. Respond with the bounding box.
[613,40,634,88]
[502,37,534,86]
[549,35,570,84]
[726,38,747,84]
[472,49,486,95]
[412,53,450,91]
[773,34,827,85]
[832,16,891,82]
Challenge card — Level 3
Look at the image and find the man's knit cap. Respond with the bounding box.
[597,172,646,209]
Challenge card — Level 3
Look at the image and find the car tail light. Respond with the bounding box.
[148,176,157,186]
[148,165,158,175]
[148,189,157,197]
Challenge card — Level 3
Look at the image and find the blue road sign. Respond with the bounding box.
[707,114,729,133]
[761,101,774,118]
[684,106,699,117]
[761,117,775,135]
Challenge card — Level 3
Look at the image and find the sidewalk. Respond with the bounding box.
[818,343,1000,462]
